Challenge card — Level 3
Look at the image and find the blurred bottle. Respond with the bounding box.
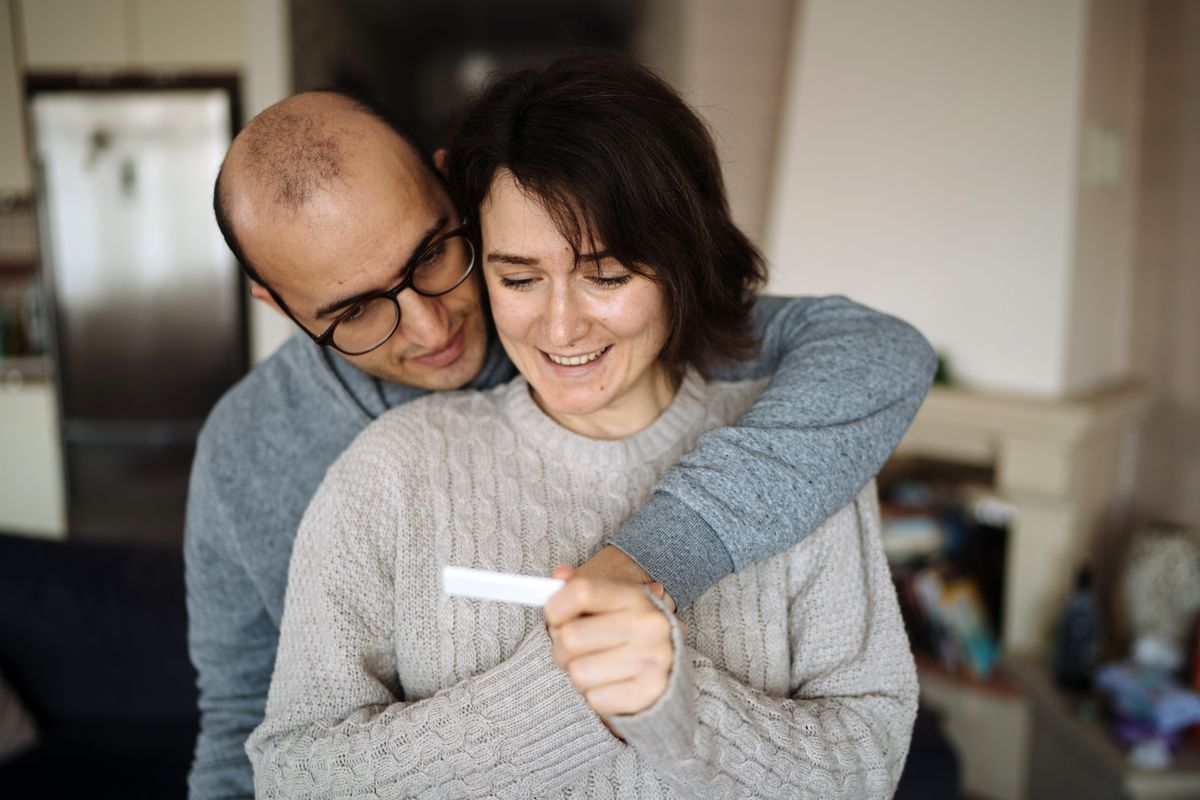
[1054,565,1103,690]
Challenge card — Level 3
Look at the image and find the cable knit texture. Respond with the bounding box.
[248,371,918,799]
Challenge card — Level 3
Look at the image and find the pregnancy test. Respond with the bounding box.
[442,566,565,607]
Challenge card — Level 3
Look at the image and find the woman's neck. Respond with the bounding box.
[532,366,679,440]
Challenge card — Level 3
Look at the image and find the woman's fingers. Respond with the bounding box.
[550,612,634,664]
[550,598,667,663]
[561,643,660,691]
[549,564,576,581]
[584,672,671,717]
[544,575,647,627]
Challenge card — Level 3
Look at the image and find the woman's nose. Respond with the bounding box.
[544,286,589,348]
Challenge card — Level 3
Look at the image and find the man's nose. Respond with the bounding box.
[396,290,450,348]
[544,285,589,348]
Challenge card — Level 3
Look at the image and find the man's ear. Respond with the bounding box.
[249,283,288,318]
[433,148,447,175]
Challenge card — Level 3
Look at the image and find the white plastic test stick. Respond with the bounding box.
[442,566,565,607]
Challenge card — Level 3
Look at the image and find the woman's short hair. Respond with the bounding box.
[445,52,766,376]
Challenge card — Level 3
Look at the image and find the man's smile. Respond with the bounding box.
[411,325,467,368]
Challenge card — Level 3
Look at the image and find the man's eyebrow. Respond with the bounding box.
[315,215,449,319]
[486,250,613,267]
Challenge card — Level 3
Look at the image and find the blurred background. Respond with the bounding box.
[0,1,1197,798]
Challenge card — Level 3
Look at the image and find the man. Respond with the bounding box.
[186,89,936,799]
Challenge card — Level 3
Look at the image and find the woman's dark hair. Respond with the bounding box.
[445,52,765,376]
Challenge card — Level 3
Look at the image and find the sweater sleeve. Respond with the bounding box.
[185,436,273,800]
[609,295,936,608]
[609,488,919,799]
[246,467,622,799]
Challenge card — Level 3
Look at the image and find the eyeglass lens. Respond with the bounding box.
[331,234,474,355]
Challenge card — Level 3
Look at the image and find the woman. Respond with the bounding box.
[248,54,917,799]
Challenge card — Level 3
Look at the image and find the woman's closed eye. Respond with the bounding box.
[498,275,536,290]
[588,273,632,288]
[494,265,633,291]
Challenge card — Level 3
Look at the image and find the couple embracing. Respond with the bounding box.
[188,52,933,800]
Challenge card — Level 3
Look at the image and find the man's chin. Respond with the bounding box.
[384,347,485,391]
[347,311,489,391]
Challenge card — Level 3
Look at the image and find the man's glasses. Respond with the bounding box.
[274,220,476,356]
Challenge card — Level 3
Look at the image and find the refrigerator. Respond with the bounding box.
[31,86,247,546]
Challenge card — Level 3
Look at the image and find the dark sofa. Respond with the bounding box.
[0,533,198,799]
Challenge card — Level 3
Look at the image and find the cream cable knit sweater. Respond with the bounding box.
[247,371,918,799]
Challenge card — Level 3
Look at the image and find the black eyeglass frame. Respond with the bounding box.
[262,219,476,356]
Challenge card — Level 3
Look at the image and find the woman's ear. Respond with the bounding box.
[433,148,447,174]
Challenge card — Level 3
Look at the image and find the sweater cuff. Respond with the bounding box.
[608,592,698,761]
[609,495,734,609]
[470,624,619,787]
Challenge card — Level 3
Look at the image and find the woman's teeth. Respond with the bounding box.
[545,346,610,366]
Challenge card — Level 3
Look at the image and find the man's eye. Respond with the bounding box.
[418,242,446,266]
[499,276,535,289]
[340,304,366,323]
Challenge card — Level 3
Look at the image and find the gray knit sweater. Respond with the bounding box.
[248,371,918,799]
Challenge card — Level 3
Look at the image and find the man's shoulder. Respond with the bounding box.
[185,337,359,574]
[199,336,348,454]
[190,335,370,527]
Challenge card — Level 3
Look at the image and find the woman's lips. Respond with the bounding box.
[413,327,466,368]
[539,345,612,376]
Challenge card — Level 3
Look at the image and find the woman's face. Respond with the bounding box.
[480,169,673,438]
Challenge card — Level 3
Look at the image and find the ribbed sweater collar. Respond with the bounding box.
[499,369,708,467]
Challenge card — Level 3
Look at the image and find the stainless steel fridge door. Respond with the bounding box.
[32,88,245,543]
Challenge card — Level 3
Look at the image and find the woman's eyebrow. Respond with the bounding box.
[315,216,448,318]
[487,252,538,266]
[578,250,613,264]
[486,250,614,267]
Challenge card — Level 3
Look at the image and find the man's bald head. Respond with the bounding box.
[214,91,432,285]
[210,90,488,392]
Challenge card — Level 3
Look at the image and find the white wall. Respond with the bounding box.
[1130,0,1200,527]
[638,0,794,245]
[1063,0,1145,393]
[240,0,296,363]
[765,0,1091,395]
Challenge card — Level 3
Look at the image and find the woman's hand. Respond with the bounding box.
[544,566,676,720]
[573,545,676,612]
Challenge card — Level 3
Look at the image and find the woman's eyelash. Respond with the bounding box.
[497,274,632,289]
[592,275,632,287]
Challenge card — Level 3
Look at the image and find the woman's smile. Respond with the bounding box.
[542,345,611,367]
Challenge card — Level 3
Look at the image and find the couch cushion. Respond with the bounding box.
[0,533,198,723]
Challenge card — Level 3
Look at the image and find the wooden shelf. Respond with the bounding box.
[915,653,1023,700]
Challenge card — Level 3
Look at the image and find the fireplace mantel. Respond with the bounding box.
[895,379,1150,655]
